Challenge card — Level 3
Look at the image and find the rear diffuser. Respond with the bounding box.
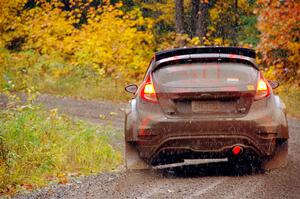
[125,141,288,171]
[125,142,229,170]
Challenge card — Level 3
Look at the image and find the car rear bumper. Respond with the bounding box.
[126,96,288,164]
[137,133,276,164]
[135,118,279,163]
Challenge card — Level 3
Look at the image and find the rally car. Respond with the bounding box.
[124,47,288,170]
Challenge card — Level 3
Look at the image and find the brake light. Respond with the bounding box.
[232,146,243,156]
[144,84,155,94]
[141,75,158,103]
[255,72,270,100]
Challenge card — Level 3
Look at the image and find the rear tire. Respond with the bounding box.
[227,158,260,175]
[261,139,288,171]
[125,142,149,170]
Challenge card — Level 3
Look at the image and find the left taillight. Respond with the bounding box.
[255,72,270,100]
[140,75,158,103]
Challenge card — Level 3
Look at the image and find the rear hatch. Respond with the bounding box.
[152,62,258,118]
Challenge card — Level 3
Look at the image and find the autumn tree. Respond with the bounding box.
[257,0,300,83]
[195,1,210,41]
[0,0,155,91]
[175,0,185,34]
[191,0,199,37]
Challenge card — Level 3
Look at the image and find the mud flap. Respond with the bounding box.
[125,142,149,170]
[262,141,288,171]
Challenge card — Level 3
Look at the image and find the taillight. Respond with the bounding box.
[255,72,270,100]
[141,75,158,103]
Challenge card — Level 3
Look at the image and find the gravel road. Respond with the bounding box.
[15,95,300,199]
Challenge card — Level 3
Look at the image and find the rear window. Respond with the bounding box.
[153,62,258,88]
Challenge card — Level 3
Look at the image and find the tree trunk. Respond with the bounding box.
[195,2,209,44]
[191,0,199,37]
[175,0,185,34]
[232,0,238,46]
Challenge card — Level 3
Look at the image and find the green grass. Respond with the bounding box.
[38,77,131,102]
[0,102,122,195]
[276,85,300,118]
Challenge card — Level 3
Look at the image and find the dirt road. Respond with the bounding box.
[16,95,300,199]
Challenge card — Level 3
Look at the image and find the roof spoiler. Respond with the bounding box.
[155,47,256,61]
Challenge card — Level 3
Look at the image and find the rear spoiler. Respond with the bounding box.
[151,47,258,71]
[155,47,256,61]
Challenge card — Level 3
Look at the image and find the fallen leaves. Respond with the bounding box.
[57,173,68,185]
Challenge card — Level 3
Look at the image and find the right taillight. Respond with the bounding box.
[255,72,270,100]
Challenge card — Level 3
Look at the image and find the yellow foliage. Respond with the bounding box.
[72,6,154,80]
[138,0,175,26]
[257,0,300,83]
[0,0,155,90]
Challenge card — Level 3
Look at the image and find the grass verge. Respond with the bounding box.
[38,77,131,102]
[0,99,122,195]
[276,85,300,118]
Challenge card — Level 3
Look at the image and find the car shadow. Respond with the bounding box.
[159,162,265,178]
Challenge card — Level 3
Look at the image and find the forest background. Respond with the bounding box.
[0,0,299,101]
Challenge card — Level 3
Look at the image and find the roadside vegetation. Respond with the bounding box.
[0,92,122,194]
[276,86,300,118]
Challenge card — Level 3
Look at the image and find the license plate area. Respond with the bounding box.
[192,100,221,113]
[174,97,242,116]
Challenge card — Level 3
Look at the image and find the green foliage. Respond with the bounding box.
[237,14,260,46]
[0,94,122,194]
[40,76,129,101]
[207,0,258,46]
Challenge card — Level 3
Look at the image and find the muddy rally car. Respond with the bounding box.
[124,47,289,170]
